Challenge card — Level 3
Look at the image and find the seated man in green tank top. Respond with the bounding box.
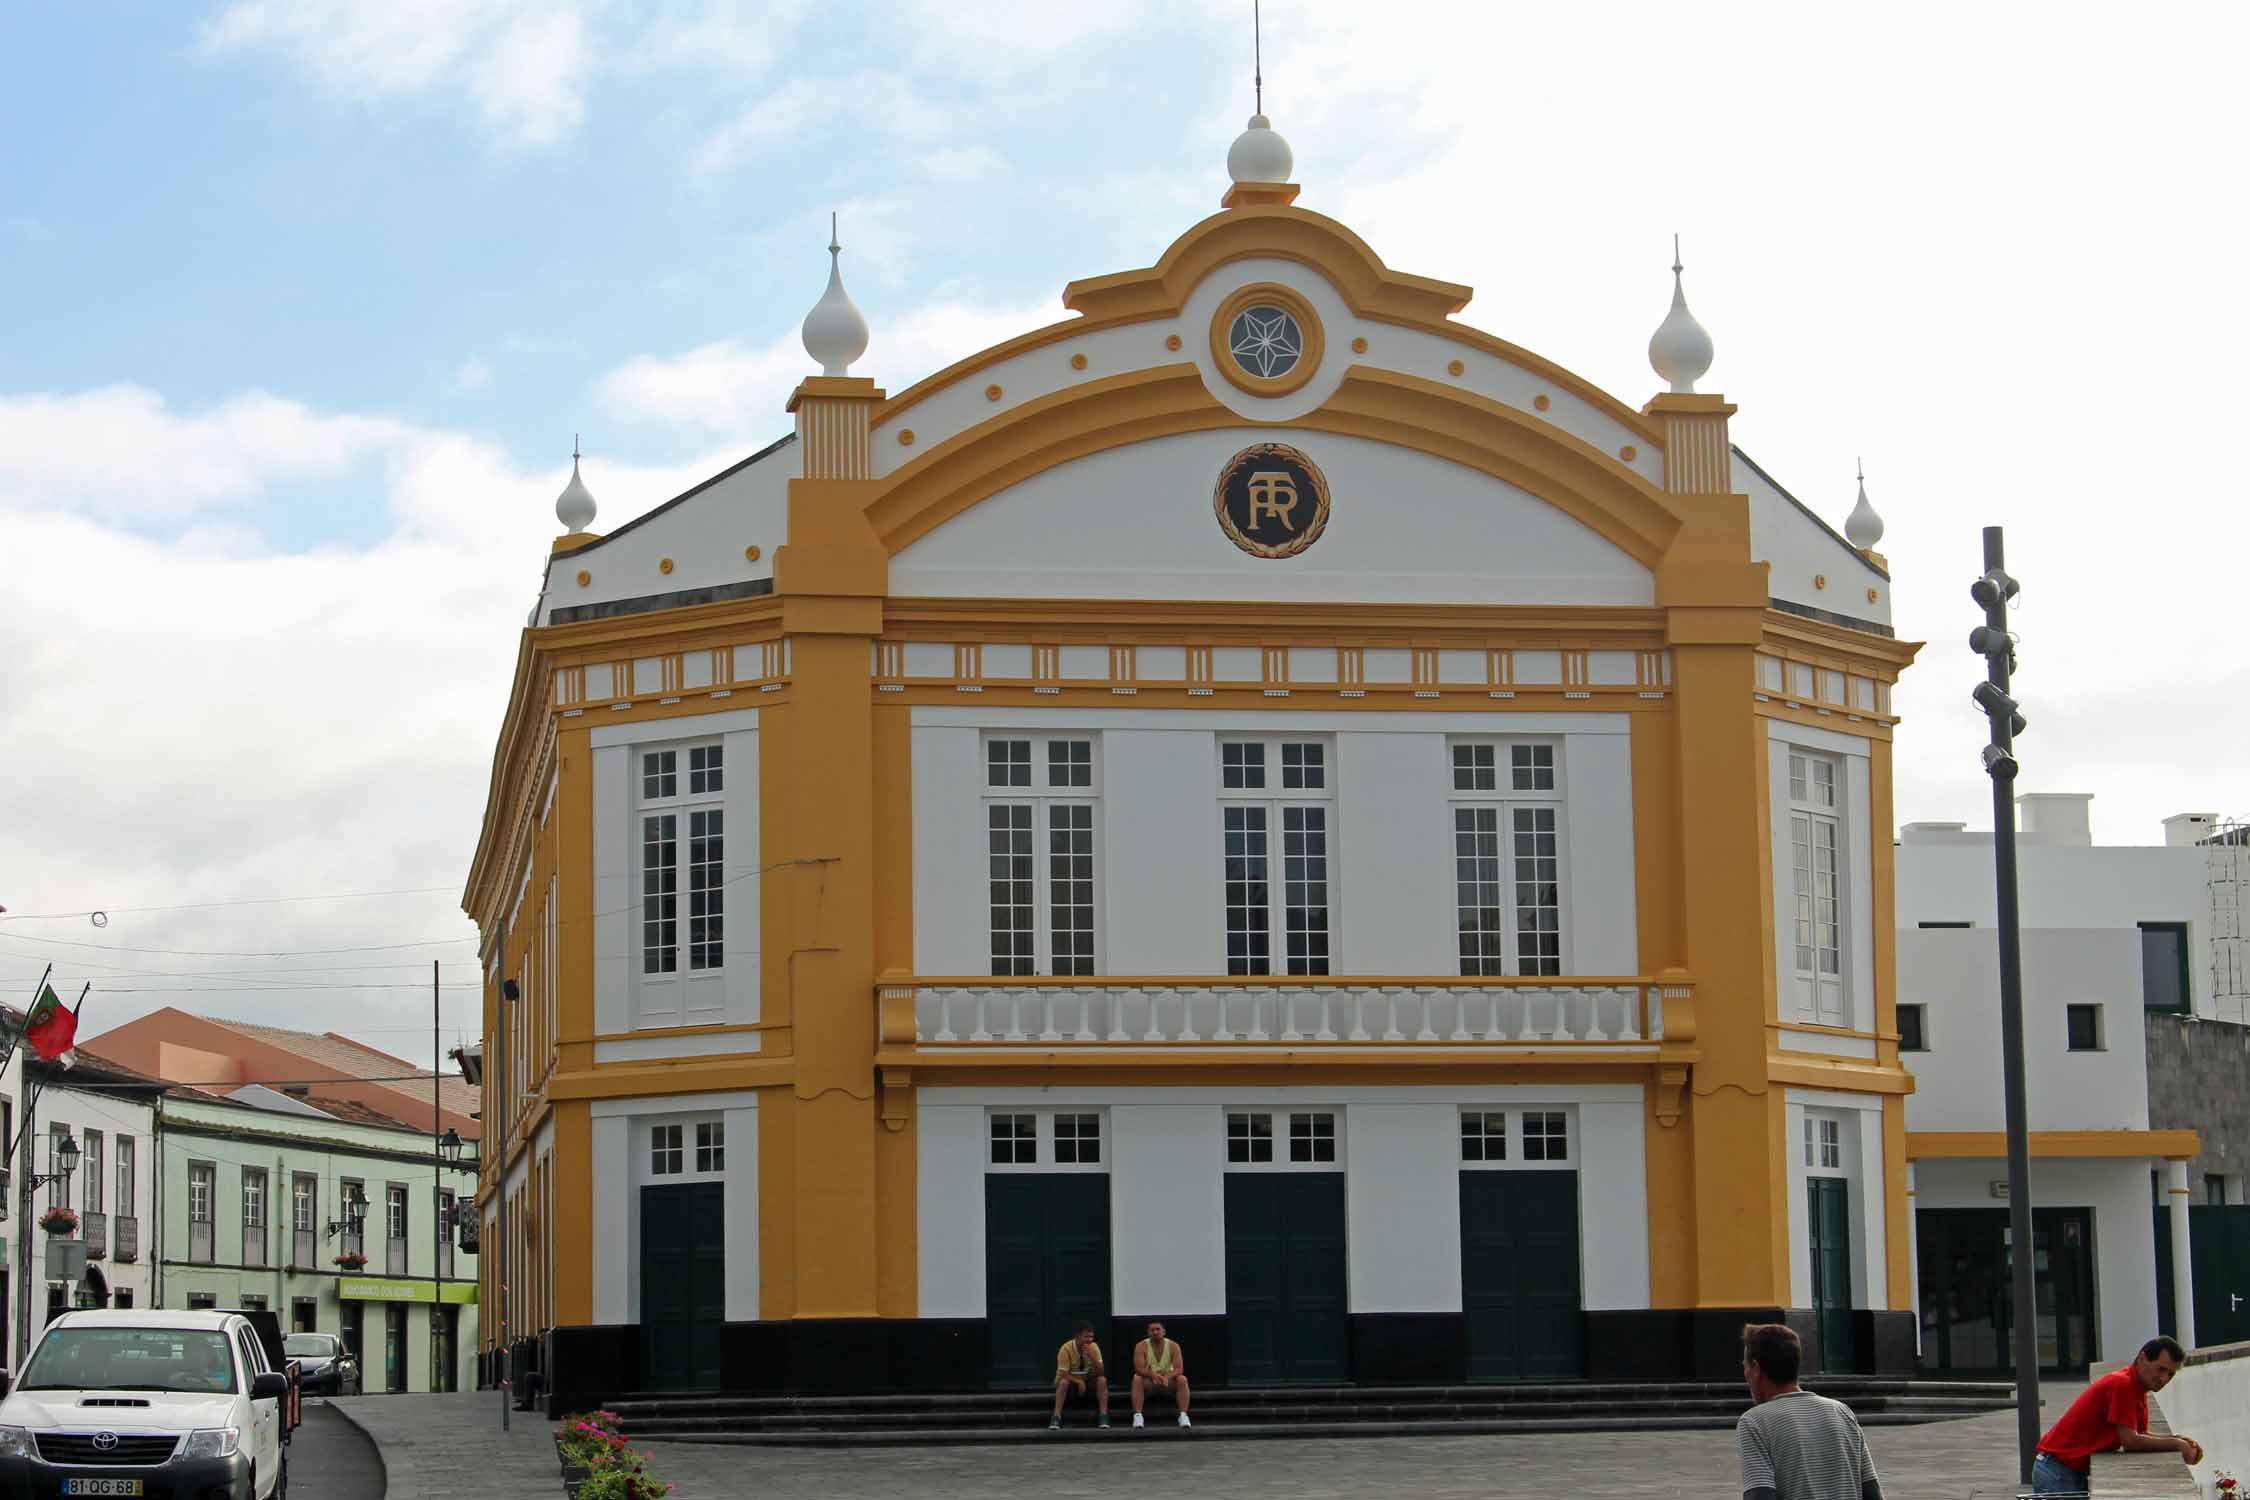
[1131,1320,1192,1428]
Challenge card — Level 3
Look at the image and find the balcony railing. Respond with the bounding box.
[244,1222,266,1269]
[292,1228,316,1270]
[881,974,1686,1051]
[113,1216,138,1264]
[387,1236,408,1276]
[80,1211,107,1261]
[189,1219,213,1265]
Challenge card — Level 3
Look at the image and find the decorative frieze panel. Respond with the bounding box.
[866,638,1675,698]
[1753,651,1893,720]
[555,639,788,709]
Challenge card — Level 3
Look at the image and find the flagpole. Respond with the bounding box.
[0,964,53,1162]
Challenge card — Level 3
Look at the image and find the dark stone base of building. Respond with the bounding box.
[525,1307,1915,1415]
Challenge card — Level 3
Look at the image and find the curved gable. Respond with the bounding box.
[890,426,1653,607]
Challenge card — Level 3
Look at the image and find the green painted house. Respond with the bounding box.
[155,1086,478,1393]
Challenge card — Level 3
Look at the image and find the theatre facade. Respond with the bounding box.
[464,113,1918,1408]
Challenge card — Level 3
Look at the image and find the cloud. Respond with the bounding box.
[0,381,744,1048]
[597,295,1064,435]
[450,359,495,394]
[0,386,408,524]
[203,0,592,149]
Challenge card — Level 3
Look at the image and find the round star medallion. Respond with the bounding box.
[1213,442,1332,559]
[1208,283,1324,396]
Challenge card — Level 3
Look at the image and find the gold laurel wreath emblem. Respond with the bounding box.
[1212,442,1332,560]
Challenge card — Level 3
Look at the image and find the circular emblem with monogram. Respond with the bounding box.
[1213,442,1331,559]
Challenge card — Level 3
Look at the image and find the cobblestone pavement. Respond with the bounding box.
[329,1392,564,1499]
[638,1405,2039,1500]
[291,1400,385,1500]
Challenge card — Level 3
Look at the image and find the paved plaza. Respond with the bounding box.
[330,1387,2200,1499]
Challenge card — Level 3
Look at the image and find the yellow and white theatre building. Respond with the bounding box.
[464,111,1922,1407]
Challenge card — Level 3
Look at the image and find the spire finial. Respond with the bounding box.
[555,437,597,534]
[1254,0,1263,116]
[1226,4,1293,189]
[1647,233,1715,395]
[801,211,869,378]
[1844,457,1885,549]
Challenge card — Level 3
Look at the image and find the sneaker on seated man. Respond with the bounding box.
[1131,1319,1192,1429]
[1049,1323,1109,1430]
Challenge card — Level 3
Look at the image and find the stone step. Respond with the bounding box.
[634,1407,2004,1449]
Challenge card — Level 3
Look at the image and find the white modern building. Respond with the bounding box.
[1897,793,2245,1376]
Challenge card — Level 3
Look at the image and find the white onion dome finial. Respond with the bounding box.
[555,436,597,534]
[800,213,869,378]
[1844,458,1885,549]
[1648,235,1715,395]
[1227,112,1294,184]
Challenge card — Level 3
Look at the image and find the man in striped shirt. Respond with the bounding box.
[1736,1323,1883,1500]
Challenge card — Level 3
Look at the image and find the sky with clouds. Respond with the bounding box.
[3,1,2245,1059]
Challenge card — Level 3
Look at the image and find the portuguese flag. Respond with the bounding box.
[22,983,79,1062]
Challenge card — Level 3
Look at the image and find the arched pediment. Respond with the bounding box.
[865,363,1682,580]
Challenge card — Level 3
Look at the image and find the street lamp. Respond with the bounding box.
[440,1128,464,1166]
[324,1182,370,1242]
[29,1131,80,1193]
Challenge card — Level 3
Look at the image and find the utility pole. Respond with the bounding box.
[432,958,442,1395]
[1970,526,2038,1485]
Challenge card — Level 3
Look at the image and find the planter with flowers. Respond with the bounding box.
[556,1412,673,1499]
[37,1207,78,1237]
[332,1251,367,1272]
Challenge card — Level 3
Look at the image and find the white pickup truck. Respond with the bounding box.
[0,1308,291,1498]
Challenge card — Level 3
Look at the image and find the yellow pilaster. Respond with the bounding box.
[1648,389,1793,1310]
[769,374,890,1320]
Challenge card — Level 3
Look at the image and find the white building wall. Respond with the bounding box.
[915,1085,1651,1320]
[1895,833,2217,1019]
[1914,1157,2157,1369]
[1899,927,2150,1134]
[908,706,1638,979]
[1785,1088,1891,1310]
[590,1091,759,1325]
[590,710,763,1042]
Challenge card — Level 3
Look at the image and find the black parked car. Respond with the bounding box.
[284,1331,360,1395]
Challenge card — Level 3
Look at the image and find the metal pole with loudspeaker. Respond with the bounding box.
[1970,526,2039,1486]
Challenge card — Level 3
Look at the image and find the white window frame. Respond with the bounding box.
[1458,1107,1577,1170]
[1787,750,1847,1026]
[243,1167,266,1230]
[644,1115,727,1182]
[118,1136,136,1218]
[981,733,1102,977]
[637,740,728,985]
[1448,737,1568,978]
[1223,1108,1343,1172]
[1803,1113,1847,1176]
[83,1130,103,1214]
[695,1120,726,1173]
[1217,735,1336,976]
[983,1108,1109,1174]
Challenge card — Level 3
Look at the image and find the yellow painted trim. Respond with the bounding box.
[1766,1056,1915,1095]
[1882,1095,1911,1311]
[589,1020,785,1044]
[1906,1129,2202,1161]
[545,1058,796,1102]
[553,1099,591,1324]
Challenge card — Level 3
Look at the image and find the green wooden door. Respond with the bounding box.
[1460,1171,1584,1381]
[985,1175,1112,1386]
[1808,1176,1856,1373]
[2160,1203,2250,1347]
[639,1182,725,1391]
[1224,1174,1347,1384]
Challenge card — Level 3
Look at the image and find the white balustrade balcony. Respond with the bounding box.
[881,976,1684,1053]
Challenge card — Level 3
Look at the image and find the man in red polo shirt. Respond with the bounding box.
[2030,1336,2203,1494]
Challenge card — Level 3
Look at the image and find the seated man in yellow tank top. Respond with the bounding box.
[1131,1319,1192,1428]
[1049,1322,1110,1429]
